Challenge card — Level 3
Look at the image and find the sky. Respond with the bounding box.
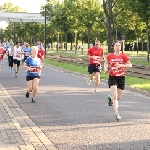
[0,0,46,28]
[0,0,46,13]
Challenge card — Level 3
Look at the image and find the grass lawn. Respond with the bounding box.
[44,58,150,92]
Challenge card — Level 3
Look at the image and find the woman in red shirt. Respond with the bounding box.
[104,41,132,121]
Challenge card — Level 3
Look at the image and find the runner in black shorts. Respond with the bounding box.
[104,41,132,121]
[85,40,104,93]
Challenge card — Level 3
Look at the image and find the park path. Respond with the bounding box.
[0,57,150,150]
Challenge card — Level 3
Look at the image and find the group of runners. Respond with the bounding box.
[0,39,132,121]
[0,40,45,103]
[86,40,132,121]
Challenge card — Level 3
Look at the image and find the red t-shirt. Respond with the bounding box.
[37,50,45,61]
[87,46,103,65]
[106,53,130,76]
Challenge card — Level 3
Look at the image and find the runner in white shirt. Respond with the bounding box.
[13,42,24,77]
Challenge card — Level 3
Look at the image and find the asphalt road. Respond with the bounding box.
[0,58,150,150]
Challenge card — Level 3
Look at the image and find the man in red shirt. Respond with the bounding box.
[85,40,104,93]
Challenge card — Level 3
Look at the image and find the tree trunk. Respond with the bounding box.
[65,33,67,50]
[146,18,150,62]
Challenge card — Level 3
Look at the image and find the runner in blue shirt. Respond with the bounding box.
[24,46,42,103]
[22,43,31,61]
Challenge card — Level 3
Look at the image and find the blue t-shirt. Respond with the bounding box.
[25,56,41,76]
[23,47,31,56]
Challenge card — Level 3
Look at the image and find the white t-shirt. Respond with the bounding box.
[13,46,22,60]
[7,47,13,56]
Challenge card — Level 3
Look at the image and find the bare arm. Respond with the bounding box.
[85,52,94,59]
[115,61,132,68]
[104,59,109,73]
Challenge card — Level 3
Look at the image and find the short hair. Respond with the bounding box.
[32,46,38,51]
[16,42,20,45]
[111,40,122,47]
[95,40,100,43]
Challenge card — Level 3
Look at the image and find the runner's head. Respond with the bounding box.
[95,40,100,49]
[16,42,20,48]
[113,41,122,51]
[31,46,38,56]
[25,43,29,47]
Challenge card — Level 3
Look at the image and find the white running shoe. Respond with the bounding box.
[94,89,98,93]
[116,114,121,121]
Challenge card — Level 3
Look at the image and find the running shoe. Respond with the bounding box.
[116,114,121,121]
[15,72,18,77]
[108,95,113,106]
[32,98,35,103]
[94,89,98,93]
[26,91,29,98]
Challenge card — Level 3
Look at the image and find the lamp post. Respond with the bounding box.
[115,28,118,41]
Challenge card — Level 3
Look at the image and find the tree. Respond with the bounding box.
[126,0,150,61]
[102,0,124,52]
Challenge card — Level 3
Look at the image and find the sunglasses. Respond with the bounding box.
[95,44,100,45]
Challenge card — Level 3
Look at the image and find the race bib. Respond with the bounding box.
[29,66,39,73]
[93,56,100,64]
[16,54,20,58]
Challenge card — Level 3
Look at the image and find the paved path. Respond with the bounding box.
[0,58,150,150]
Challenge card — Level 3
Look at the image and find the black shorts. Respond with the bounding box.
[108,76,125,90]
[88,64,101,74]
[13,59,20,66]
[26,76,40,81]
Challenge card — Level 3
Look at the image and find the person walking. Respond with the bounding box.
[104,41,132,121]
[85,40,104,93]
[24,46,42,103]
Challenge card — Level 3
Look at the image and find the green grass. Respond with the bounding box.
[44,58,150,91]
[46,51,150,66]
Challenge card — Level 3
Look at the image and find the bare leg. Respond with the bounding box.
[94,72,100,91]
[110,85,118,114]
[87,72,95,85]
[32,78,39,102]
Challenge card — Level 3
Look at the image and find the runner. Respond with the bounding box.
[0,43,4,70]
[104,41,132,121]
[22,43,31,61]
[13,42,24,77]
[85,40,104,93]
[24,46,42,103]
[37,44,45,63]
[37,44,45,79]
[7,44,14,73]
